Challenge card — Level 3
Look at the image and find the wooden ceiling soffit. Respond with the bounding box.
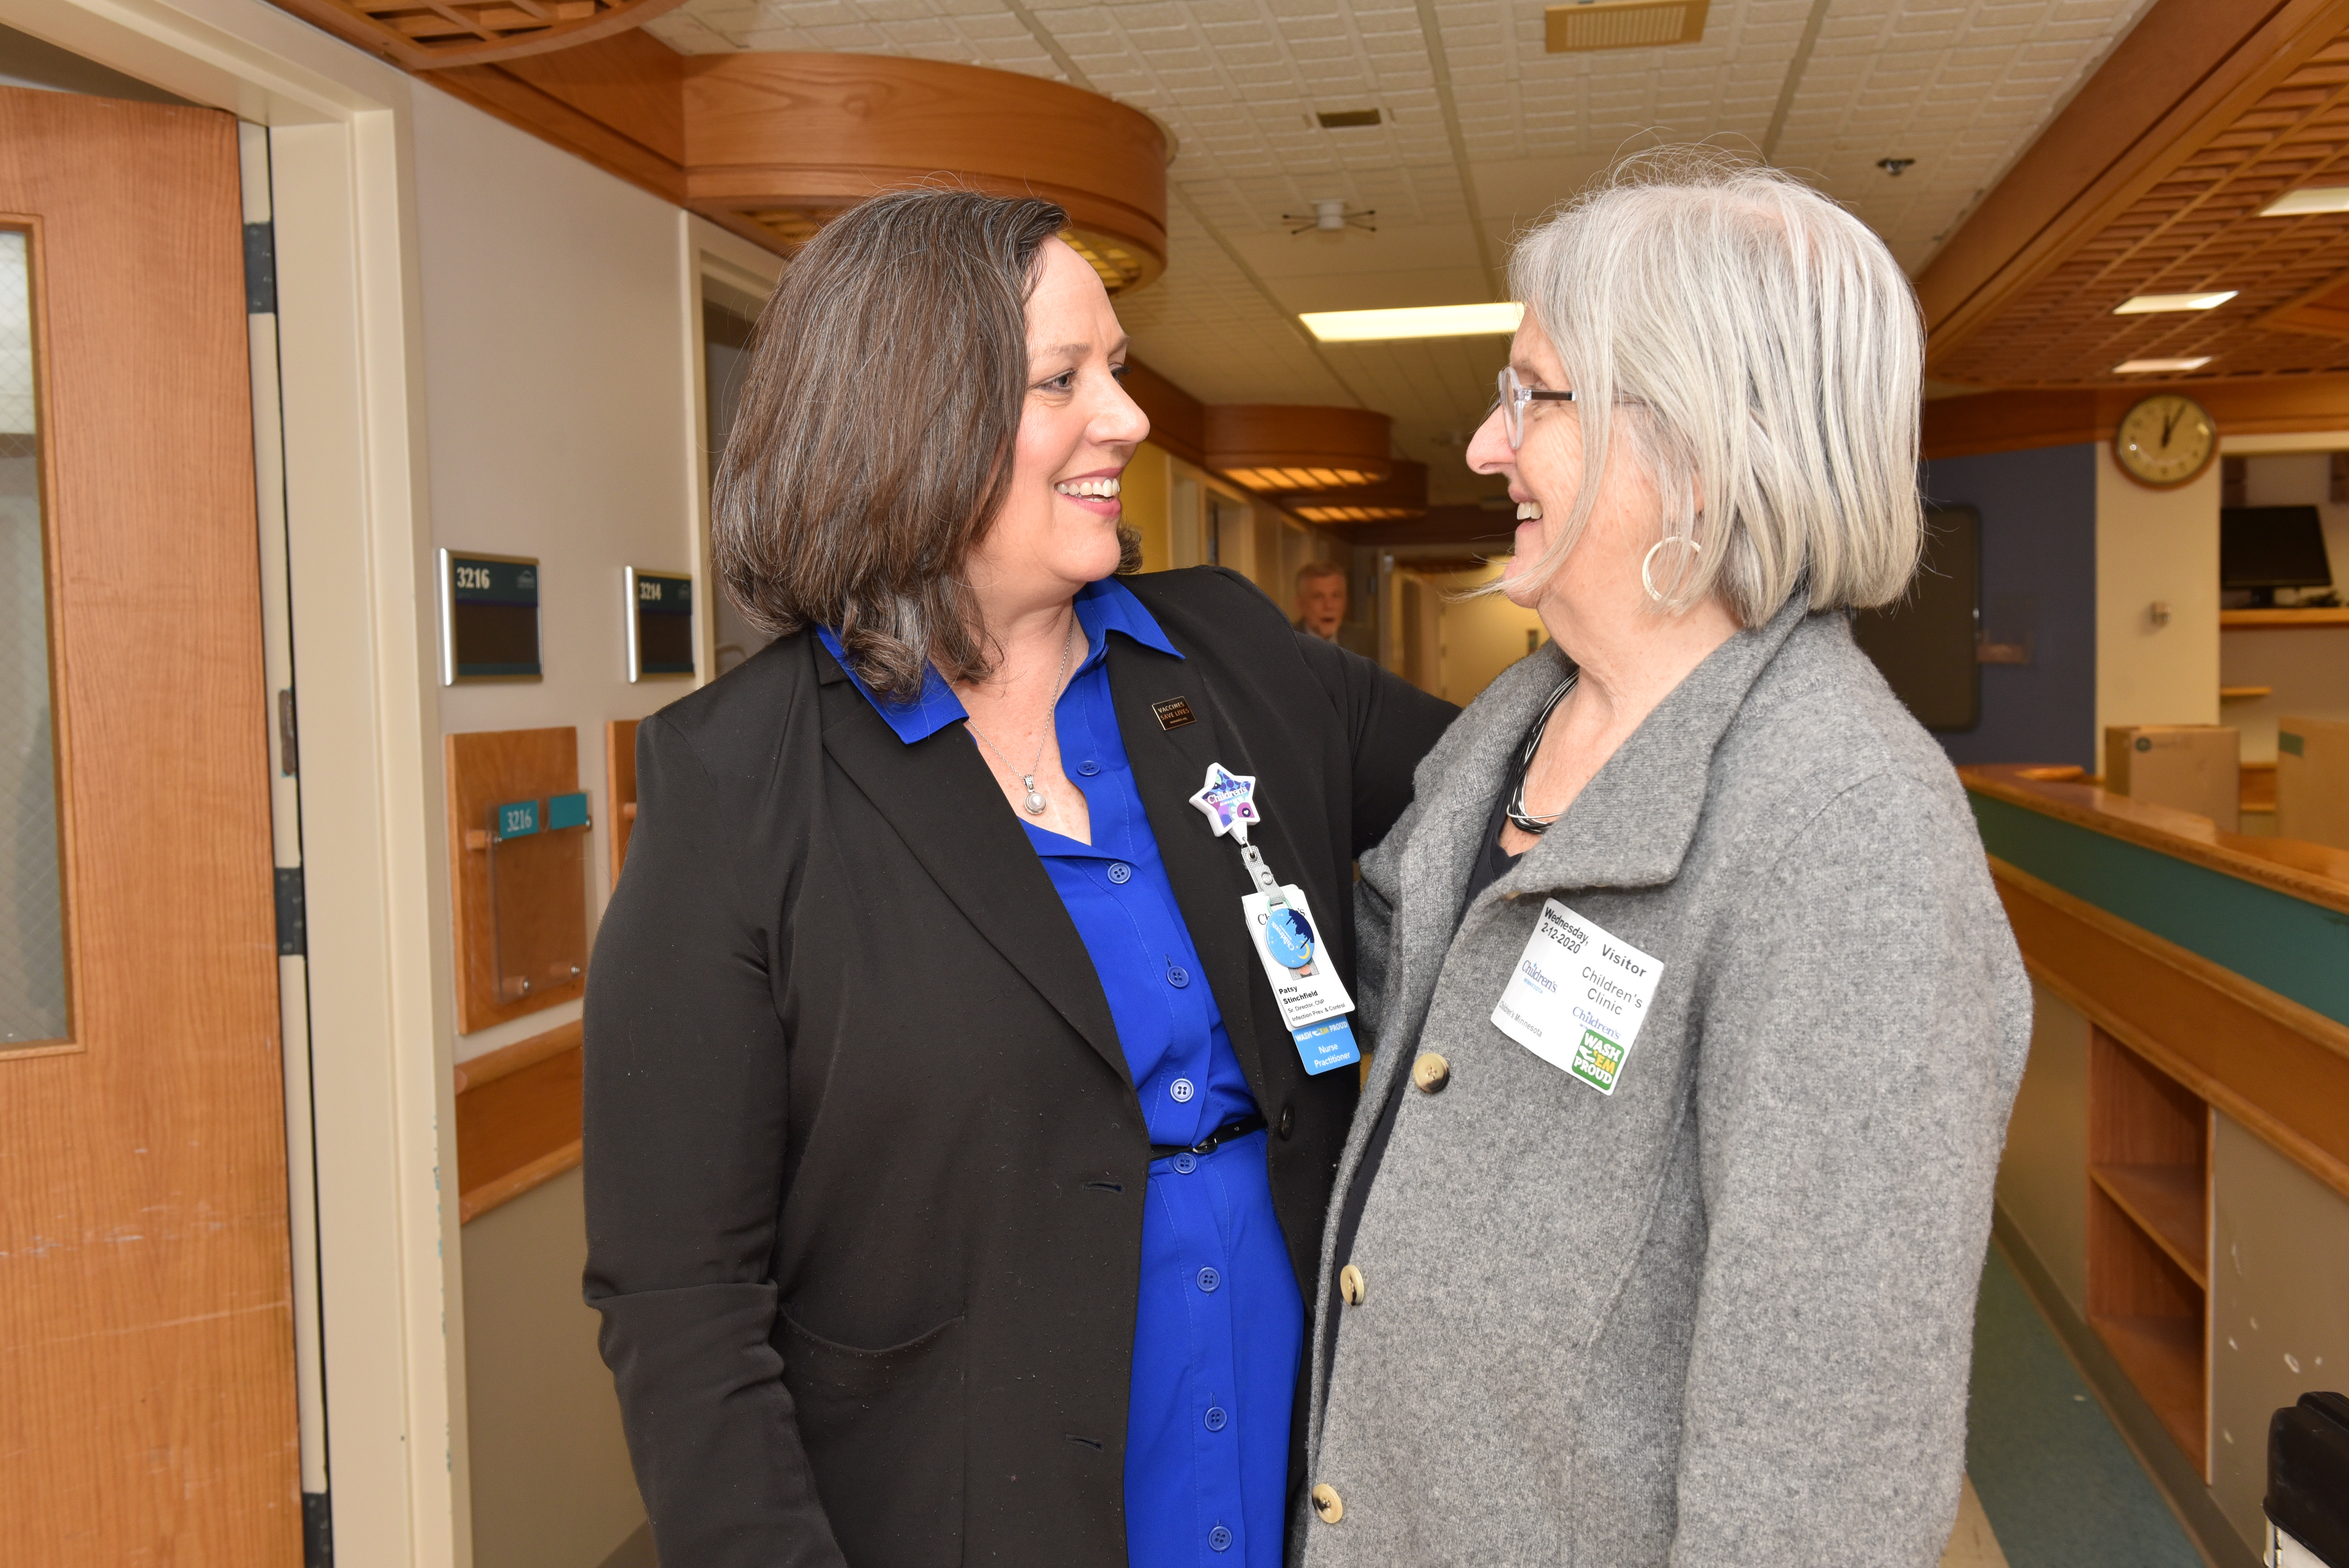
[1278,460,1428,523]
[1937,17,2349,387]
[1919,0,2349,378]
[2259,264,2349,338]
[681,54,1169,294]
[1203,405,1393,492]
[270,0,689,70]
[429,30,686,203]
[1922,374,2349,460]
[1122,358,1205,468]
[1345,503,1519,551]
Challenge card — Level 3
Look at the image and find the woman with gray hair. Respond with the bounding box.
[1300,151,2031,1565]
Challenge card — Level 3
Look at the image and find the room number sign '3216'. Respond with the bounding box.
[438,549,542,684]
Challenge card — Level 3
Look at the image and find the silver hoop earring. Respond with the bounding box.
[1641,536,1702,604]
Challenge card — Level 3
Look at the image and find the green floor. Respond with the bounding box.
[1966,1247,2204,1568]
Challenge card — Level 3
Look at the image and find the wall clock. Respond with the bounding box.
[2113,394,2218,489]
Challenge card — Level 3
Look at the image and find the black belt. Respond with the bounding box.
[1150,1113,1266,1162]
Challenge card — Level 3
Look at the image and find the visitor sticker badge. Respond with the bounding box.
[1491,898,1663,1095]
[1189,762,1362,1077]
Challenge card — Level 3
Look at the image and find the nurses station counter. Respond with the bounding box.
[1960,765,2349,1559]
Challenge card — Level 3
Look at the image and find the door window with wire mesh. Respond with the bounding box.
[0,227,69,1047]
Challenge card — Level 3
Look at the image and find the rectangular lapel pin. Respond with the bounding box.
[1152,697,1197,731]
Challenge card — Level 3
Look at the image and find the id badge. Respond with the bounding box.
[1242,886,1361,1075]
[1490,898,1663,1095]
[1187,763,1360,1076]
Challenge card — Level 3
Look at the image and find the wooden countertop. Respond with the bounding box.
[1960,764,2349,919]
[2219,606,2349,628]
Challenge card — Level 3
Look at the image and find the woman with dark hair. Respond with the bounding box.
[582,189,1453,1568]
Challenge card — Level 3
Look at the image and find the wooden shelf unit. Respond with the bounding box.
[2086,1026,2211,1475]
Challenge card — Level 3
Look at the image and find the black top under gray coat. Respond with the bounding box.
[581,567,1455,1568]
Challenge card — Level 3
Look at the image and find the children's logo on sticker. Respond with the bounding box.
[1188,763,1260,838]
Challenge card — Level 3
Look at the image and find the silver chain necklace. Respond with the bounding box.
[964,615,1078,816]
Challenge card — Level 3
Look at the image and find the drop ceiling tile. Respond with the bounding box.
[665,0,2163,451]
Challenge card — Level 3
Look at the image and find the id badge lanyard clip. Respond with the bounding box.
[1188,764,1361,1075]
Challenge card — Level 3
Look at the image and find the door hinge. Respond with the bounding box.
[302,1490,332,1567]
[244,221,276,316]
[278,688,298,777]
[275,866,306,957]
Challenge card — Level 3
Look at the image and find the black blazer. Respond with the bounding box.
[583,567,1454,1568]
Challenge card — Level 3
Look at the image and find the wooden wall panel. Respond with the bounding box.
[446,727,589,1032]
[454,1020,584,1222]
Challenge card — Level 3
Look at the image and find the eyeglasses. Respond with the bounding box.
[1496,365,1576,450]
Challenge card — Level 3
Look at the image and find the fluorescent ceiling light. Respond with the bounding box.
[2114,356,2212,374]
[1301,303,1525,342]
[2113,290,2236,314]
[2262,187,2349,216]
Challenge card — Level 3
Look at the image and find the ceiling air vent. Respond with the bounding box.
[1545,0,1709,52]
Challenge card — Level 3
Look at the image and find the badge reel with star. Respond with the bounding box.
[1187,763,1360,1074]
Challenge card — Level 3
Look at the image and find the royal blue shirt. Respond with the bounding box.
[818,579,1303,1568]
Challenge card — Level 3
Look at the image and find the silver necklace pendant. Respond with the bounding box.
[966,616,1078,821]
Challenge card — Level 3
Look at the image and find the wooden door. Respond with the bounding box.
[0,88,301,1563]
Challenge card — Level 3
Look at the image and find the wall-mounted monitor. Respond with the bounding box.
[438,550,540,684]
[2221,505,2333,606]
[625,568,695,681]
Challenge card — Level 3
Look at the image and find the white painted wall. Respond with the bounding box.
[2222,450,2349,765]
[1427,563,1547,707]
[408,80,716,1568]
[412,82,701,1066]
[1993,981,2091,1315]
[2210,1110,2349,1555]
[2096,447,2221,740]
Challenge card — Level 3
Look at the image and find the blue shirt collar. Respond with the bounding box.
[817,576,1181,745]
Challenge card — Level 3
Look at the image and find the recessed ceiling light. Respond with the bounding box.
[2114,356,2213,374]
[2262,187,2349,216]
[1301,303,1525,342]
[2114,290,2237,314]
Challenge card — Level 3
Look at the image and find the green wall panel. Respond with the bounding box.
[1969,791,2349,1028]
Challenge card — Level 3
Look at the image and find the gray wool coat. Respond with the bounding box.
[1299,593,2032,1568]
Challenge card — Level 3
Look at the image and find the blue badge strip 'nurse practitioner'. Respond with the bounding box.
[1188,764,1363,1076]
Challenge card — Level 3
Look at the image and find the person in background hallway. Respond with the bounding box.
[1294,559,1347,640]
[1301,150,2031,1567]
[581,189,1454,1568]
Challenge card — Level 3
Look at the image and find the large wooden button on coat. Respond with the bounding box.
[1411,1052,1450,1094]
[1338,1264,1365,1306]
[1311,1483,1344,1524]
